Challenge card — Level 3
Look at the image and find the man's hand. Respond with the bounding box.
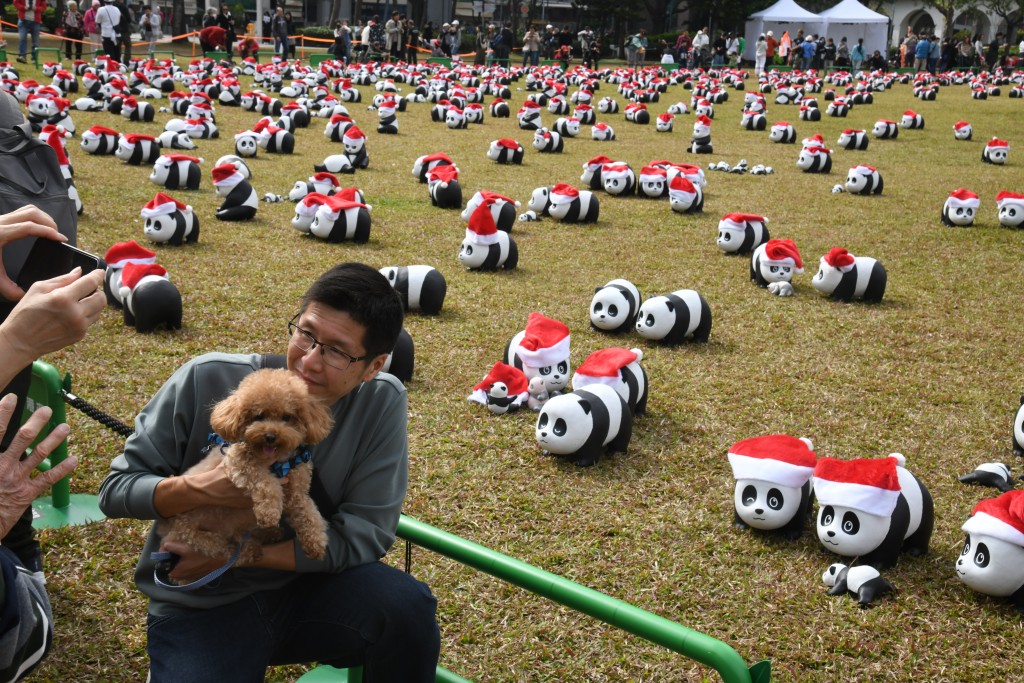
[0,204,66,302]
[159,539,231,583]
[153,450,280,518]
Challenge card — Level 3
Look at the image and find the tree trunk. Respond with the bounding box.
[173,0,186,35]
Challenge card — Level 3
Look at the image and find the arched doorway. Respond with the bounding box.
[952,8,990,40]
[904,9,936,37]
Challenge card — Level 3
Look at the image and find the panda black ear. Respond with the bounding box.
[664,301,675,313]
[1019,395,1024,406]
[594,286,602,293]
[578,399,591,415]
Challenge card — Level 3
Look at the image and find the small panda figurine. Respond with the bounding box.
[689,115,713,154]
[324,113,354,142]
[635,289,712,344]
[487,138,524,165]
[140,192,200,246]
[580,155,615,192]
[80,125,121,154]
[637,166,668,199]
[872,119,899,139]
[590,279,641,334]
[822,564,895,608]
[527,186,553,217]
[813,453,934,570]
[574,103,596,125]
[253,120,295,154]
[953,120,973,141]
[982,138,1009,165]
[601,163,636,196]
[572,347,648,416]
[740,109,767,131]
[211,162,259,221]
[489,97,511,118]
[381,327,414,384]
[845,165,884,195]
[997,191,1024,229]
[553,117,581,138]
[958,462,1016,493]
[214,155,252,181]
[157,130,197,150]
[624,102,651,125]
[837,129,868,151]
[546,183,599,223]
[798,105,821,122]
[527,376,550,412]
[378,265,447,315]
[668,175,704,214]
[445,105,468,129]
[234,130,260,158]
[899,110,924,129]
[517,101,543,130]
[811,247,887,303]
[459,202,518,272]
[291,192,331,234]
[667,101,690,115]
[375,98,399,134]
[411,151,454,183]
[656,112,675,133]
[462,190,520,232]
[504,312,571,395]
[942,188,981,227]
[796,145,832,173]
[467,362,529,415]
[825,98,850,117]
[342,126,370,169]
[115,133,162,165]
[533,128,564,154]
[121,96,155,122]
[535,383,632,467]
[314,154,355,175]
[717,213,769,255]
[426,165,462,210]
[149,154,203,191]
[590,122,616,141]
[597,96,619,114]
[547,95,570,116]
[309,194,372,243]
[728,434,817,539]
[751,239,803,294]
[956,490,1024,612]
[115,262,183,332]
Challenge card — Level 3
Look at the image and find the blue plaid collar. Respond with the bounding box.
[206,433,314,478]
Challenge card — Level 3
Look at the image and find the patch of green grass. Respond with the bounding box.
[22,58,1024,682]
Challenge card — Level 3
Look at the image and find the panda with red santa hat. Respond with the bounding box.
[751,238,802,295]
[572,347,648,416]
[291,192,331,234]
[547,183,600,223]
[997,191,1024,229]
[149,154,203,191]
[211,162,259,221]
[728,434,817,540]
[342,126,370,169]
[462,190,520,232]
[411,151,454,183]
[309,194,372,243]
[942,188,981,227]
[580,155,616,191]
[140,192,200,246]
[688,114,713,154]
[717,213,769,255]
[253,119,295,154]
[601,162,637,196]
[845,164,884,195]
[114,133,162,165]
[953,120,973,141]
[487,138,525,165]
[80,125,120,154]
[103,240,154,307]
[467,362,530,415]
[957,490,1024,612]
[668,175,704,214]
[810,247,887,303]
[637,166,668,199]
[504,312,571,395]
[768,121,797,144]
[116,262,183,332]
[837,128,868,151]
[426,164,462,209]
[982,138,1010,165]
[459,200,519,272]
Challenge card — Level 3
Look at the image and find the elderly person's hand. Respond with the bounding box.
[0,204,68,302]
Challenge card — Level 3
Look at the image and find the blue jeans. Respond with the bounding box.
[146,562,440,683]
[523,49,538,66]
[18,18,40,59]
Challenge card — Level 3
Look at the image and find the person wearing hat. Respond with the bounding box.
[766,30,777,62]
[95,0,122,63]
[98,262,440,682]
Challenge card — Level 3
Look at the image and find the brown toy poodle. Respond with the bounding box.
[158,368,335,571]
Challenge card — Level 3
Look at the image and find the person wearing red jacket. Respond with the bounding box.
[13,0,45,64]
[199,25,228,55]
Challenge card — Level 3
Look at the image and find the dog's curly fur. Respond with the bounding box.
[157,369,335,572]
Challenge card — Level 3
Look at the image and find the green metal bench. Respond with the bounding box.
[205,50,229,61]
[309,52,333,67]
[34,47,64,67]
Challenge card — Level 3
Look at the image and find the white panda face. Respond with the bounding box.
[796,150,818,170]
[603,176,630,196]
[871,121,887,136]
[987,148,1009,164]
[944,202,976,226]
[535,395,590,455]
[458,239,487,268]
[488,381,509,399]
[144,214,178,242]
[379,267,398,285]
[547,201,575,220]
[717,228,745,253]
[564,120,580,136]
[817,504,891,557]
[734,480,803,530]
[445,111,464,128]
[845,170,869,193]
[235,136,258,157]
[640,179,665,197]
[309,212,337,239]
[291,211,315,233]
[635,298,675,340]
[344,137,365,154]
[486,143,501,161]
[953,125,972,140]
[812,262,842,294]
[80,137,100,153]
[28,98,55,117]
[769,127,788,142]
[956,533,1024,597]
[590,289,631,331]
[149,165,169,184]
[528,187,550,213]
[521,359,570,394]
[760,260,794,284]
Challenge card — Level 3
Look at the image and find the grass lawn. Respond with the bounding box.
[10,52,1024,681]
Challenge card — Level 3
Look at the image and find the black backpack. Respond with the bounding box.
[118,2,133,34]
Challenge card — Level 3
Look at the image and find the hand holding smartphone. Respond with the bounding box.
[15,239,105,292]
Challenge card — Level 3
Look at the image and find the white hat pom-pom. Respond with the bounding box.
[630,348,644,362]
[799,437,814,450]
[887,452,906,467]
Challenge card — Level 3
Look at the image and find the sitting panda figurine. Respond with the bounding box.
[571,347,648,416]
[837,129,868,151]
[636,166,668,199]
[822,564,895,608]
[982,138,1009,165]
[487,138,524,165]
[504,312,571,395]
[768,121,797,144]
[997,191,1024,229]
[656,112,674,133]
[796,145,832,173]
[378,265,447,315]
[535,383,632,467]
[426,165,462,210]
[140,192,200,246]
[872,119,899,139]
[547,183,599,223]
[728,434,817,540]
[324,113,354,142]
[150,154,203,191]
[751,239,803,295]
[211,163,258,221]
[942,188,981,227]
[517,100,543,130]
[845,165,884,195]
[459,202,518,272]
[813,453,934,570]
[467,362,529,415]
[635,289,712,344]
[688,115,713,154]
[956,490,1024,612]
[310,194,372,243]
[953,121,973,141]
[342,126,370,169]
[811,247,887,303]
[590,279,641,334]
[717,213,769,255]
[668,176,704,214]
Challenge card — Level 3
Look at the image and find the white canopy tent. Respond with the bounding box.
[811,0,891,61]
[743,0,823,60]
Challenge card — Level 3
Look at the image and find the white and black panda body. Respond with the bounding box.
[750,243,797,287]
[461,194,519,232]
[123,100,156,122]
[811,255,887,303]
[845,167,884,195]
[150,158,202,191]
[309,203,372,243]
[157,131,196,150]
[379,265,447,315]
[1013,396,1024,457]
[314,154,355,175]
[144,210,200,246]
[822,564,895,608]
[602,169,636,196]
[548,191,599,223]
[635,289,712,344]
[590,279,641,334]
[533,128,564,153]
[459,232,518,271]
[718,219,769,256]
[734,479,813,540]
[689,134,713,154]
[527,186,552,216]
[262,129,296,154]
[942,200,977,227]
[215,178,259,221]
[956,527,1024,612]
[80,131,119,155]
[837,130,868,150]
[115,138,162,165]
[381,328,414,384]
[796,147,832,173]
[123,276,183,332]
[768,123,796,144]
[487,140,524,165]
[872,120,898,139]
[535,383,632,467]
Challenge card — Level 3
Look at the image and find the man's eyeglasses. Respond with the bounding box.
[288,315,367,370]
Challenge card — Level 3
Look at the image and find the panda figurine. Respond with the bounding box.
[426,165,462,209]
[489,97,511,118]
[728,434,817,540]
[982,138,1009,165]
[157,130,197,150]
[382,328,415,384]
[796,145,832,173]
[899,110,924,129]
[467,362,529,415]
[547,183,600,223]
[527,186,553,216]
[635,289,712,344]
[411,152,454,183]
[574,103,596,125]
[717,213,769,255]
[997,191,1024,229]
[211,163,259,221]
[314,154,355,175]
[503,312,571,395]
[459,202,518,272]
[115,262,183,332]
[115,133,162,165]
[825,97,850,117]
[487,138,524,165]
[80,125,121,155]
[637,166,668,199]
[813,453,934,570]
[590,279,641,334]
[150,154,203,191]
[120,96,155,122]
[234,130,260,158]
[462,190,520,232]
[751,239,803,295]
[837,129,868,151]
[624,102,651,125]
[822,564,895,608]
[597,96,619,114]
[517,101,543,130]
[656,112,675,133]
[535,383,632,467]
[342,126,370,169]
[601,163,636,196]
[1013,395,1024,456]
[214,155,252,181]
[956,490,1024,612]
[668,175,704,214]
[291,192,331,234]
[140,192,200,246]
[953,121,973,141]
[941,188,981,227]
[872,119,899,139]
[309,194,372,243]
[811,247,887,303]
[845,165,884,195]
[445,105,468,129]
[553,117,581,138]
[571,347,648,416]
[579,155,615,192]
[798,105,821,122]
[253,120,295,154]
[591,122,616,141]
[958,462,1016,492]
[689,115,713,154]
[378,265,447,315]
[532,128,564,154]
[324,113,354,142]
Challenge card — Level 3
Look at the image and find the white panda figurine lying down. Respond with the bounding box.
[535,383,632,467]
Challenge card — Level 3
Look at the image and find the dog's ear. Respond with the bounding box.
[300,399,335,445]
[210,392,246,442]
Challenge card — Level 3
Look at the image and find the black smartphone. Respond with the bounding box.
[15,239,105,291]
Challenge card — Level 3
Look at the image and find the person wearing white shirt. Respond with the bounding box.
[95,0,121,62]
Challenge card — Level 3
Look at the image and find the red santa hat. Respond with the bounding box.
[140,192,192,218]
[996,190,1024,209]
[823,247,856,272]
[211,163,246,187]
[329,113,353,126]
[986,138,1009,151]
[639,165,667,184]
[295,192,331,218]
[549,183,580,206]
[694,114,712,127]
[668,175,698,203]
[467,362,530,406]
[493,138,521,150]
[575,103,593,113]
[343,126,366,146]
[946,188,980,209]
[849,164,876,177]
[953,120,971,132]
[427,165,459,186]
[154,153,203,168]
[657,113,674,124]
[311,172,341,190]
[465,201,500,245]
[378,98,397,115]
[520,99,541,110]
[601,162,632,181]
[728,435,817,487]
[516,313,570,368]
[812,456,902,518]
[841,128,864,136]
[572,347,642,393]
[104,240,157,269]
[315,194,368,223]
[119,262,168,295]
[719,213,766,234]
[902,109,918,118]
[592,122,612,133]
[803,133,825,147]
[762,238,803,272]
[805,145,832,157]
[583,155,615,172]
[962,490,1024,548]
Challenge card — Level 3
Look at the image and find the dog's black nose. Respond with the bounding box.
[264,433,277,445]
